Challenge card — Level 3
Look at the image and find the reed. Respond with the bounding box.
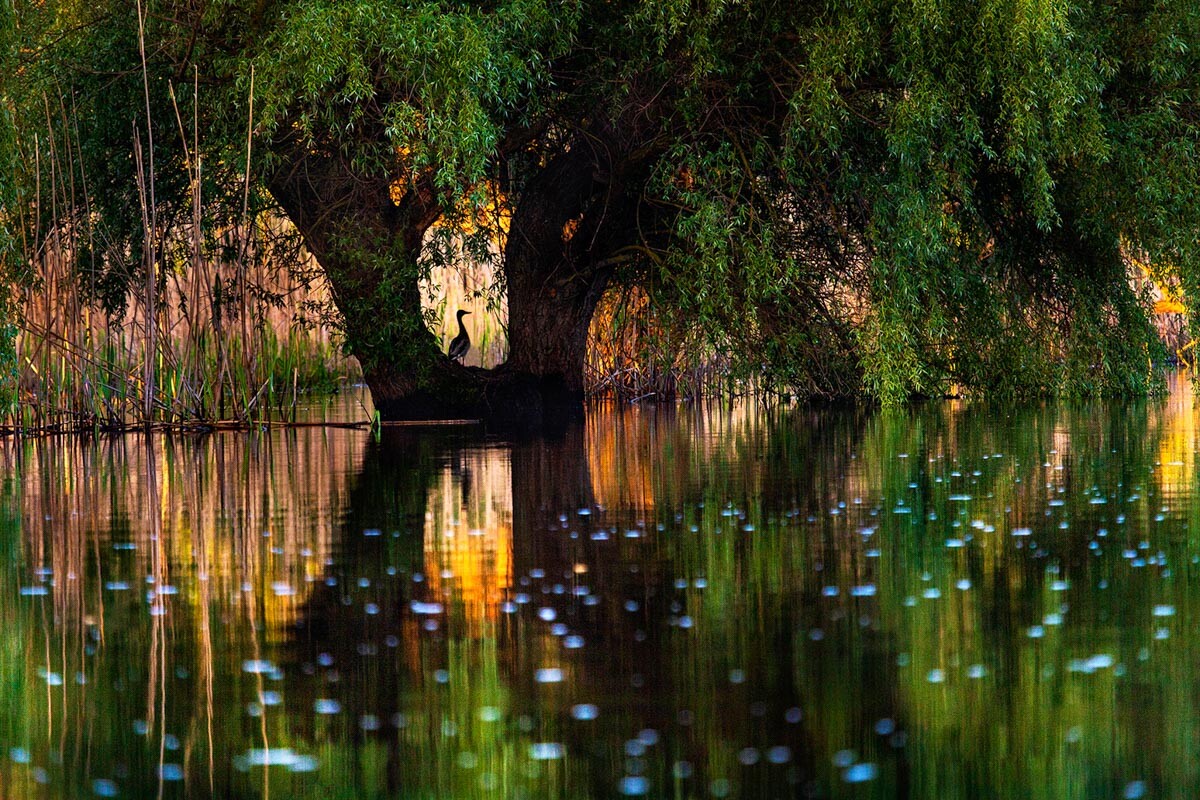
[585,284,751,401]
[7,69,360,435]
[422,259,507,369]
[10,69,747,431]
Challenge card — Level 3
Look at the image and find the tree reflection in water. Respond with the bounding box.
[0,383,1194,798]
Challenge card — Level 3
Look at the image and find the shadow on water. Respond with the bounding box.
[0,383,1197,798]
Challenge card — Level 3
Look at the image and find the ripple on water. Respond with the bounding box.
[410,601,443,614]
[237,748,299,768]
[571,703,599,721]
[618,776,650,795]
[314,699,342,715]
[158,764,184,781]
[93,779,119,797]
[528,743,565,760]
[842,763,880,783]
[766,746,792,764]
[1123,781,1147,799]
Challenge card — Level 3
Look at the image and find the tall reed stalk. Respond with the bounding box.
[8,73,359,433]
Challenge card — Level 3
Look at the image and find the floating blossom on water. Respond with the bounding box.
[314,699,341,715]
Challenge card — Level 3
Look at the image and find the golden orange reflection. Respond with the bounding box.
[585,400,765,511]
[15,430,366,648]
[423,447,513,628]
[1154,373,1194,499]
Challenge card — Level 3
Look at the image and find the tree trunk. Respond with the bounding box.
[266,124,648,425]
[266,142,476,418]
[504,130,643,402]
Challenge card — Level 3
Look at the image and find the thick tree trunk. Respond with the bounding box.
[266,141,489,419]
[506,232,613,403]
[504,129,645,402]
[266,123,649,425]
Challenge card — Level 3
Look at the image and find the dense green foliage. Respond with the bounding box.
[7,0,1200,406]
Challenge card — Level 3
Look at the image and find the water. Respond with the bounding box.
[2,382,1200,798]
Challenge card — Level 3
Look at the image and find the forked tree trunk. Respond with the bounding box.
[267,128,641,426]
[504,131,644,401]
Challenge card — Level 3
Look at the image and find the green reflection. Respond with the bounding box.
[0,383,1198,797]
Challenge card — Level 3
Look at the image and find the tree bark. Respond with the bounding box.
[266,136,475,418]
[504,127,646,401]
[266,122,652,425]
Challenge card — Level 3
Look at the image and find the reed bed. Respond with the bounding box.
[585,284,742,401]
[10,232,360,434]
[6,52,365,435]
[11,242,753,433]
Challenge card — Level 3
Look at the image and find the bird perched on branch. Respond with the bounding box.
[448,309,471,362]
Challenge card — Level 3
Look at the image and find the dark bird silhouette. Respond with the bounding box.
[448,309,471,362]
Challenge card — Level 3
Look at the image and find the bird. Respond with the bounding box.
[448,309,471,362]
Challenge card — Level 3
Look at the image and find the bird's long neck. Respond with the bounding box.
[456,314,467,336]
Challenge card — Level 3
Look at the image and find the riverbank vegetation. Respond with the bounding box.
[2,0,1199,424]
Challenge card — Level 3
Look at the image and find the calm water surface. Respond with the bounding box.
[2,383,1199,799]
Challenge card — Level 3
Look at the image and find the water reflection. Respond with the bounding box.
[2,383,1199,797]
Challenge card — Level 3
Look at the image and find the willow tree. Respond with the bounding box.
[9,0,1200,418]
